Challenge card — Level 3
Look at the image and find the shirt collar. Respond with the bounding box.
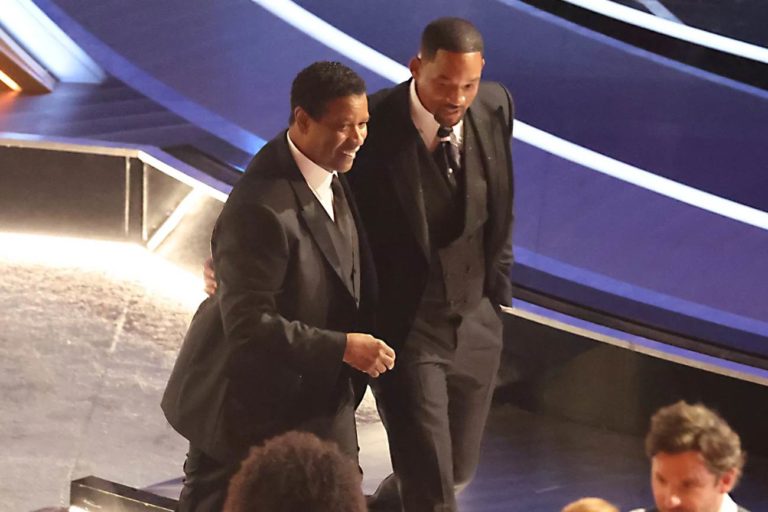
[286,131,336,196]
[720,493,737,512]
[629,493,738,512]
[409,79,463,151]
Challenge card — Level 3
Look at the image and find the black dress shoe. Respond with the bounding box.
[365,473,402,511]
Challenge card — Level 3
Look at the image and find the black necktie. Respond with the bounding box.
[433,125,461,191]
[331,174,359,302]
[331,175,353,239]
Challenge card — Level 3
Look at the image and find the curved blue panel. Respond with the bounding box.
[295,0,768,212]
[28,0,768,357]
[37,0,392,148]
[513,140,768,354]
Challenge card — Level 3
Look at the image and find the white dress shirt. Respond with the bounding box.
[628,492,739,512]
[409,80,463,153]
[721,493,740,512]
[286,132,336,221]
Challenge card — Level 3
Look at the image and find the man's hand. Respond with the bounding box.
[203,256,217,296]
[343,333,396,378]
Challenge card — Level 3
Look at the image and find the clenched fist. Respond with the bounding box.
[343,333,396,378]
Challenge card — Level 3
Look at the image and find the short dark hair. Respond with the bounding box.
[223,431,366,512]
[420,17,484,61]
[289,61,366,124]
[645,401,746,480]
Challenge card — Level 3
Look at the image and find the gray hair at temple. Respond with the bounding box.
[420,17,484,61]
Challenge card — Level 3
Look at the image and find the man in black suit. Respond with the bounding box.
[162,61,395,512]
[350,17,514,511]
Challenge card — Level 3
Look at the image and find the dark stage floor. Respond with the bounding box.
[2,233,766,511]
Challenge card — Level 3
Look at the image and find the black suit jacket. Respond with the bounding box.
[162,132,375,463]
[349,80,514,349]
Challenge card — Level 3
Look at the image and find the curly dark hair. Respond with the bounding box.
[223,431,366,512]
[645,401,746,481]
[289,61,366,124]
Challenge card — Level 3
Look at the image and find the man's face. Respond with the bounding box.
[651,451,736,512]
[410,49,484,127]
[299,94,368,173]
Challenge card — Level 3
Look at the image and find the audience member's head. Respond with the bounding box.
[644,401,745,512]
[562,497,619,512]
[223,431,366,512]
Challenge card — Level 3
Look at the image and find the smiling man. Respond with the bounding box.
[162,61,395,512]
[632,401,750,512]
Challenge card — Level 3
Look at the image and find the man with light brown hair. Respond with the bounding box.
[632,400,749,512]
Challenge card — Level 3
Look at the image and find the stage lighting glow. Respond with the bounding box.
[559,0,768,64]
[0,0,105,83]
[0,232,206,310]
[140,150,230,203]
[147,189,207,251]
[0,69,22,91]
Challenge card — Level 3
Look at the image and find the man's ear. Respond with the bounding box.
[408,56,421,80]
[718,468,738,494]
[294,107,310,133]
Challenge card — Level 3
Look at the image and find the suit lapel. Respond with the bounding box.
[462,110,488,233]
[383,82,430,258]
[278,138,353,298]
[466,101,510,244]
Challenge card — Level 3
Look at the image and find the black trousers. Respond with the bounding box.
[177,390,359,512]
[177,447,239,512]
[375,298,503,512]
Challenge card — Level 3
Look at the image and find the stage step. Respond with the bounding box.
[71,476,177,512]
